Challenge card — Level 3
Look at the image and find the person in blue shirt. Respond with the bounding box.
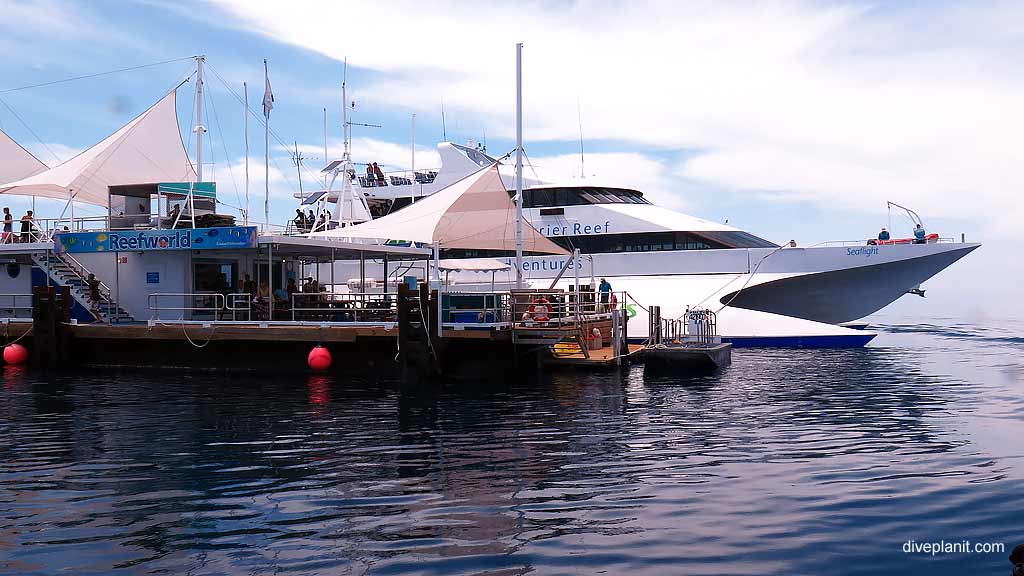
[913,224,926,244]
[598,278,612,309]
[878,227,890,241]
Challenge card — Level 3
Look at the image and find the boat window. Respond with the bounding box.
[548,231,774,253]
[692,230,777,248]
[450,143,497,167]
[529,188,554,207]
[512,187,652,208]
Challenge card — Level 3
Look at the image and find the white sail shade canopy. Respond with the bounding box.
[437,258,511,272]
[0,91,196,207]
[0,128,47,183]
[312,164,567,255]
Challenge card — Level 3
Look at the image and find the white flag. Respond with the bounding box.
[262,59,274,118]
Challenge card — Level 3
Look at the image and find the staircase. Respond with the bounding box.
[32,252,134,323]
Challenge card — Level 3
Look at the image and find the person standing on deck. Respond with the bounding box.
[19,210,33,243]
[2,208,12,243]
[914,224,927,244]
[878,227,890,241]
[87,274,101,314]
[599,278,612,311]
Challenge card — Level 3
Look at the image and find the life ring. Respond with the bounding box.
[528,297,550,323]
[609,293,618,311]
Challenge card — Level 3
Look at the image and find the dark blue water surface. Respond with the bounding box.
[1,317,1023,575]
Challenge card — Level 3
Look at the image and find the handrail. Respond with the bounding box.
[148,292,225,320]
[0,293,33,319]
[225,292,252,321]
[508,288,623,322]
[290,291,396,322]
[810,236,958,248]
[60,251,115,303]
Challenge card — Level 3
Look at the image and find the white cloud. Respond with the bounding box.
[205,155,298,224]
[25,142,82,164]
[279,136,442,174]
[0,0,149,67]
[528,152,686,211]
[210,0,1024,236]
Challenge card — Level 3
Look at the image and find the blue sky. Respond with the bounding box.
[1,0,1020,318]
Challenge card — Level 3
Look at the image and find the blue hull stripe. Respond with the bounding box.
[627,334,875,348]
[724,334,875,348]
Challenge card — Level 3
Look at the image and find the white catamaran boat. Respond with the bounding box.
[0,53,978,348]
[304,142,979,348]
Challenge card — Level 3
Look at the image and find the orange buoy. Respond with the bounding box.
[3,343,28,365]
[307,345,332,372]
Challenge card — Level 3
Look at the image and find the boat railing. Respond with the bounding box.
[60,251,116,305]
[508,289,617,326]
[290,292,397,323]
[356,167,439,189]
[225,293,252,321]
[0,294,33,320]
[441,291,513,326]
[814,236,960,248]
[148,292,225,321]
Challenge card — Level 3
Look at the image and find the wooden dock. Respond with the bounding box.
[4,285,644,379]
[65,322,510,343]
[545,343,645,367]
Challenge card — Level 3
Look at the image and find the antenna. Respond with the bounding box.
[577,96,585,178]
[194,55,206,181]
[322,107,328,187]
[342,59,349,162]
[887,200,923,228]
[441,96,447,142]
[341,60,381,152]
[292,140,305,195]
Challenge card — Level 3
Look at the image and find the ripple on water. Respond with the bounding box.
[1,321,1023,575]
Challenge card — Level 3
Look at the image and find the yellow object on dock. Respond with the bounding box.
[545,344,645,367]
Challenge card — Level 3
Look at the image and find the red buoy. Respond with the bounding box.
[307,345,332,372]
[3,343,28,365]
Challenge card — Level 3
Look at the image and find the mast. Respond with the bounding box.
[342,62,350,164]
[411,113,416,190]
[263,59,271,230]
[337,61,352,226]
[195,55,206,182]
[323,107,328,188]
[243,81,249,226]
[293,140,304,195]
[514,42,525,290]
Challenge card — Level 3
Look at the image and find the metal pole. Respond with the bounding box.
[114,251,120,324]
[264,59,271,232]
[612,308,621,366]
[573,248,580,319]
[331,248,336,291]
[411,113,416,193]
[244,81,249,226]
[267,241,273,320]
[514,42,524,290]
[434,240,442,337]
[323,107,328,188]
[359,251,365,293]
[195,55,205,182]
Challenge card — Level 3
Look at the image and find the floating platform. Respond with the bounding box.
[545,343,645,368]
[643,343,732,371]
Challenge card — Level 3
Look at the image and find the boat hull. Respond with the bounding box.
[320,242,978,348]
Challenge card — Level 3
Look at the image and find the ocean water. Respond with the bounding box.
[1,317,1022,575]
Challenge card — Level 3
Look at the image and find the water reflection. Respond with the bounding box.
[0,323,1021,575]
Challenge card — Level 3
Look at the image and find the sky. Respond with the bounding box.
[0,0,1020,319]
